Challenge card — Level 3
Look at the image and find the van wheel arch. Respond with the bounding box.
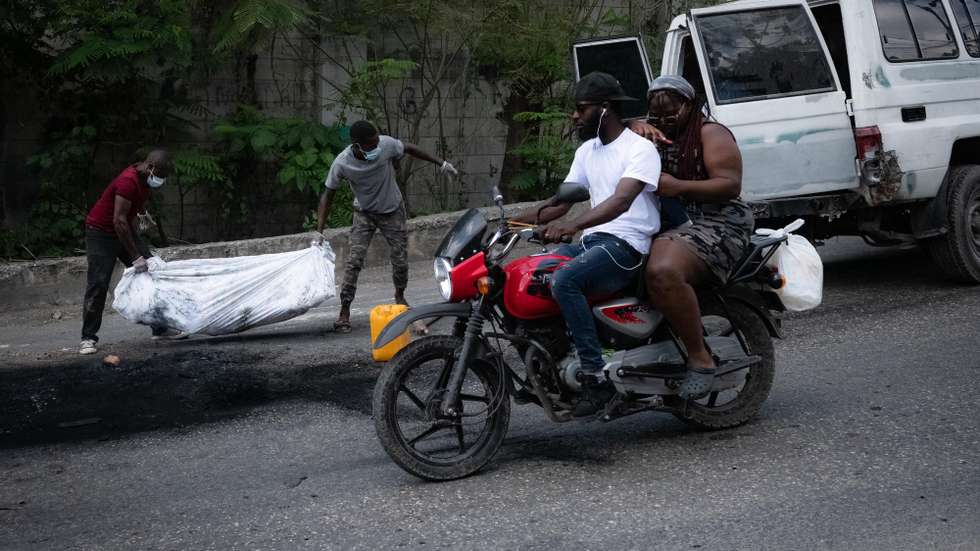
[949,137,980,168]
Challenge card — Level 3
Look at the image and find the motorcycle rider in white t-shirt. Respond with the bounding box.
[511,72,662,416]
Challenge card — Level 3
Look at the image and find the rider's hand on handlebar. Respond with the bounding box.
[542,221,577,244]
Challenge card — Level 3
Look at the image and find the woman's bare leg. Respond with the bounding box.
[646,238,715,371]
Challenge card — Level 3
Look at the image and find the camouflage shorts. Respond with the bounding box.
[656,199,754,284]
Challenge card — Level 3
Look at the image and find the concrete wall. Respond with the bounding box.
[151,33,323,243]
[153,25,512,242]
[316,29,510,215]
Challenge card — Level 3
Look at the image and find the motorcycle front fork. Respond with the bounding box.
[439,298,487,418]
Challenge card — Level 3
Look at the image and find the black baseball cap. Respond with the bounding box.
[574,71,637,103]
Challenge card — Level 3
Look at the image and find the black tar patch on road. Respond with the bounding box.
[0,350,379,448]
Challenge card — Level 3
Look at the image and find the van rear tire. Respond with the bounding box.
[925,164,980,284]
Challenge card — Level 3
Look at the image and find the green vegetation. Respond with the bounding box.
[1,0,200,256]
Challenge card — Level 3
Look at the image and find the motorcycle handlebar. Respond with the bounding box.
[530,228,572,244]
[512,225,572,246]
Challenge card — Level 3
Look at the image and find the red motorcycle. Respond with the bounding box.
[372,184,789,480]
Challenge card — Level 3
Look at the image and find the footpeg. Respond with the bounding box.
[716,355,761,376]
[575,370,604,385]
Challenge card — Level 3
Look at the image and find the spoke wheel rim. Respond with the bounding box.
[389,354,498,467]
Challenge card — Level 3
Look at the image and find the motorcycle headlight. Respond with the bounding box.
[433,257,453,301]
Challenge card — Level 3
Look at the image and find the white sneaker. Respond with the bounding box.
[151,329,189,340]
[79,339,97,355]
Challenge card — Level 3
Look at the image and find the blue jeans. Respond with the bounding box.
[551,232,644,371]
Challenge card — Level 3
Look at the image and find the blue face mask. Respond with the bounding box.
[147,169,166,188]
[356,143,381,162]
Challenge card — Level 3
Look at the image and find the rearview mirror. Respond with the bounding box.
[556,182,590,204]
[491,185,503,205]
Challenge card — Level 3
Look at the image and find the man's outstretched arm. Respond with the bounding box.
[403,143,457,176]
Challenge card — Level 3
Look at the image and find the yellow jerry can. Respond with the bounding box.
[370,304,411,362]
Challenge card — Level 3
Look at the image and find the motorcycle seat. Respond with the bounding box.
[631,230,785,297]
[634,232,779,297]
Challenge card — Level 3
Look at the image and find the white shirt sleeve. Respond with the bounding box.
[563,145,590,188]
[622,140,661,193]
[324,154,344,191]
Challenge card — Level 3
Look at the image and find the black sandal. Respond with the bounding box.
[678,366,716,400]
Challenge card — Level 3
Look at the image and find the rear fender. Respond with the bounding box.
[716,286,784,339]
[373,302,472,349]
[910,179,952,239]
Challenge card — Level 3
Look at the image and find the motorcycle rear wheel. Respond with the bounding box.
[373,335,511,481]
[672,299,776,430]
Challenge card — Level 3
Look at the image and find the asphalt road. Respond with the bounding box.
[1,237,979,550]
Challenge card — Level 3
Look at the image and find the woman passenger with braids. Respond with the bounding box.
[628,75,754,400]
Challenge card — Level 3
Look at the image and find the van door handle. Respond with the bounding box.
[901,106,926,122]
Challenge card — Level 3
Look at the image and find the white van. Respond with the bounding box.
[574,0,980,283]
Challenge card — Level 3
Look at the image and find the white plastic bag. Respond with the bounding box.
[755,219,822,311]
[113,243,336,335]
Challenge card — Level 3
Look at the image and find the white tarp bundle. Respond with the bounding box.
[113,243,336,335]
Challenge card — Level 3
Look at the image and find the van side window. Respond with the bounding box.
[872,0,959,62]
[695,6,836,104]
[949,0,980,57]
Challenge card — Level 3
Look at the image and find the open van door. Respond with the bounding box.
[684,0,858,201]
[572,36,653,120]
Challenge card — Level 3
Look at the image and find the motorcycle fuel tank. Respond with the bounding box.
[502,254,569,320]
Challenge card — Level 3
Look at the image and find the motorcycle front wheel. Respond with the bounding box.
[372,335,511,481]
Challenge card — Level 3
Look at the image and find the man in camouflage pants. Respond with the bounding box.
[315,120,458,333]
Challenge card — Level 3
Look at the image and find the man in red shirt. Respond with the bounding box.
[80,149,179,355]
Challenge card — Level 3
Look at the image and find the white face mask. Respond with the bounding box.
[355,143,381,162]
[147,173,166,188]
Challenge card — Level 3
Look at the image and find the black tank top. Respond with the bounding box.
[658,121,745,216]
